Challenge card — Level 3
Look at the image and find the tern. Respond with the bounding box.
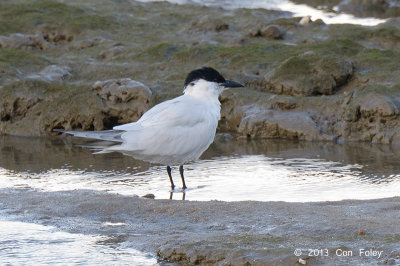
[55,67,244,189]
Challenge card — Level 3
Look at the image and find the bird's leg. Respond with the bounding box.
[179,165,187,189]
[167,166,175,190]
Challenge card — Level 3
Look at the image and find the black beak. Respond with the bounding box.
[222,80,244,88]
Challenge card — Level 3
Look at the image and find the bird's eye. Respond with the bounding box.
[190,82,195,86]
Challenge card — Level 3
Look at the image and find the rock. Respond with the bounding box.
[157,247,190,264]
[214,133,234,142]
[343,104,361,122]
[92,78,152,125]
[298,258,307,265]
[68,37,109,50]
[337,90,400,143]
[298,16,325,26]
[366,23,400,50]
[391,127,400,146]
[41,28,74,43]
[238,106,323,140]
[0,30,72,51]
[0,33,52,50]
[372,130,393,144]
[0,97,42,123]
[93,78,151,104]
[338,0,400,19]
[142,194,155,199]
[218,93,245,132]
[248,24,284,39]
[358,92,399,118]
[314,18,326,25]
[267,17,302,30]
[265,52,353,96]
[27,65,72,82]
[299,16,312,25]
[188,16,229,32]
[0,81,100,136]
[99,44,125,59]
[0,78,152,136]
[271,96,297,110]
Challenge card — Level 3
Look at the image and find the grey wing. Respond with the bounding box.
[113,96,196,131]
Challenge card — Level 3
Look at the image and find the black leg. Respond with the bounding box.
[179,165,187,189]
[167,166,175,190]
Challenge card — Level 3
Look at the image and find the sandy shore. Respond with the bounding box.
[1,188,399,265]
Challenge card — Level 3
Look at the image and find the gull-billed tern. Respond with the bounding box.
[55,67,244,189]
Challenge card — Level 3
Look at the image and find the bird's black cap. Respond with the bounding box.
[184,67,226,87]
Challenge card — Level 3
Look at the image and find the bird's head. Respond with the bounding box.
[183,67,244,98]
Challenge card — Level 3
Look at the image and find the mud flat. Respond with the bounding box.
[0,188,398,265]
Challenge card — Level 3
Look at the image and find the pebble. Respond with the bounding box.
[142,194,155,199]
[298,258,307,265]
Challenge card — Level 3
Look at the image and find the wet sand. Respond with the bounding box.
[1,188,399,265]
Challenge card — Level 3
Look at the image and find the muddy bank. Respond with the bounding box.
[0,0,400,144]
[0,188,398,265]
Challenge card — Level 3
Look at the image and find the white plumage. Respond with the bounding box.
[56,67,243,189]
[110,81,221,165]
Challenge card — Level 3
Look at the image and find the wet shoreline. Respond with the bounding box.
[1,188,399,264]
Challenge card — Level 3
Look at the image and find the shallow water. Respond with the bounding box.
[137,0,386,26]
[1,136,399,202]
[0,218,157,265]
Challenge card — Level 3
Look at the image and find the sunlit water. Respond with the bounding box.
[0,219,157,265]
[1,136,399,202]
[137,0,387,26]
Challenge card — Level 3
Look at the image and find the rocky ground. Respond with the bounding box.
[1,0,400,145]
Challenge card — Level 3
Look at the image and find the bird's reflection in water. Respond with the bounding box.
[169,191,186,200]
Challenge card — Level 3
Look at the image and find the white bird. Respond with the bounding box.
[55,67,244,189]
